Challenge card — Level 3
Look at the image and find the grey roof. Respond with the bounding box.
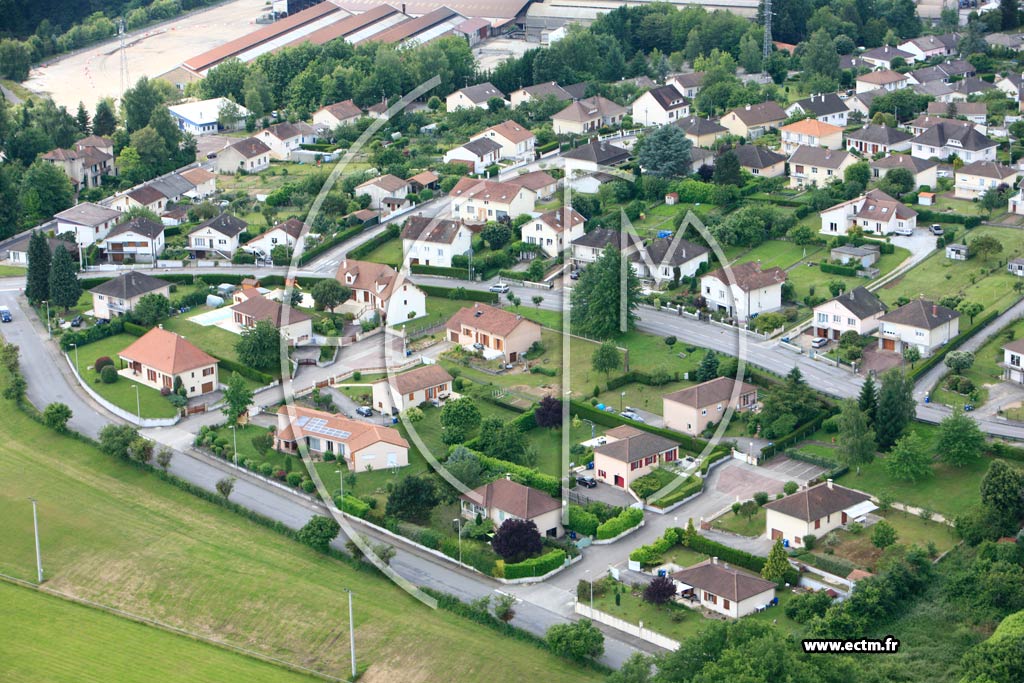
[846,124,912,146]
[927,101,986,117]
[4,234,76,257]
[518,81,573,101]
[788,145,851,169]
[957,160,1018,180]
[456,82,504,104]
[791,92,847,116]
[563,82,588,100]
[763,481,872,522]
[950,77,995,95]
[632,237,708,268]
[673,116,727,137]
[690,148,716,166]
[903,33,960,52]
[562,141,630,165]
[646,84,689,111]
[461,137,503,157]
[401,216,464,244]
[672,559,776,602]
[879,299,960,329]
[870,154,938,173]
[147,173,194,199]
[572,227,624,250]
[726,101,787,126]
[827,286,887,320]
[911,121,996,152]
[106,217,164,240]
[595,425,678,464]
[861,46,914,62]
[190,213,248,237]
[852,88,886,108]
[839,54,863,70]
[672,72,704,89]
[90,271,171,299]
[733,145,785,170]
[912,81,955,98]
[226,137,271,159]
[54,202,120,226]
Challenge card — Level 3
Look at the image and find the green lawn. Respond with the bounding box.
[819,510,959,570]
[360,236,404,267]
[878,226,1024,318]
[71,334,179,418]
[932,318,1024,410]
[2,582,319,683]
[929,195,989,216]
[216,161,371,196]
[516,305,564,329]
[396,297,486,333]
[730,240,824,270]
[162,308,276,377]
[712,506,767,537]
[0,380,599,683]
[784,248,912,304]
[0,264,27,277]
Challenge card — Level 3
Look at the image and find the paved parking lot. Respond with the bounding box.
[760,455,829,482]
[568,478,636,508]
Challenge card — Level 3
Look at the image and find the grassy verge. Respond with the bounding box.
[711,507,767,537]
[0,264,27,277]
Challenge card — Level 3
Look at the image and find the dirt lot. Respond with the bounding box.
[24,0,265,110]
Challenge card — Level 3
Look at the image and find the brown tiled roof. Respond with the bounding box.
[537,207,585,233]
[180,167,217,185]
[672,559,776,602]
[595,425,677,464]
[763,481,871,522]
[857,70,907,85]
[231,295,311,328]
[226,137,271,159]
[128,185,166,206]
[407,170,439,186]
[852,189,918,221]
[358,174,408,193]
[277,218,307,239]
[1003,338,1024,354]
[276,405,408,452]
[445,302,538,338]
[401,216,464,244]
[879,299,959,329]
[725,101,786,126]
[119,327,217,375]
[957,160,1018,180]
[703,261,786,292]
[76,135,113,149]
[320,99,363,122]
[553,96,626,123]
[663,377,757,410]
[646,84,689,111]
[335,259,401,300]
[460,478,560,518]
[451,177,528,203]
[505,170,556,192]
[389,364,453,395]
[263,121,315,141]
[479,120,535,144]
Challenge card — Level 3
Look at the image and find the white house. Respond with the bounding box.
[355,174,409,211]
[215,137,271,174]
[460,478,563,539]
[371,363,453,414]
[274,405,409,473]
[899,33,960,61]
[401,216,472,267]
[630,236,709,287]
[313,100,363,130]
[562,141,630,189]
[551,96,627,135]
[671,559,776,619]
[469,120,536,162]
[764,480,875,547]
[100,217,165,263]
[1000,338,1024,384]
[780,119,844,154]
[188,213,248,258]
[700,261,786,322]
[335,259,426,323]
[230,294,313,346]
[443,137,502,174]
[630,85,690,126]
[811,286,888,340]
[819,189,918,237]
[869,154,938,190]
[257,122,317,161]
[521,207,586,258]
[570,228,623,269]
[53,202,121,247]
[168,98,248,136]
[89,272,172,320]
[860,45,916,70]
[244,218,306,259]
[670,72,704,98]
[845,124,912,156]
[788,146,855,189]
[118,327,220,396]
[785,92,849,127]
[180,167,218,200]
[446,82,507,112]
[954,161,1020,200]
[449,177,535,224]
[877,299,960,357]
[910,121,997,163]
[855,70,909,94]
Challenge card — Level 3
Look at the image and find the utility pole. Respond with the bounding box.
[118,18,129,101]
[762,0,774,67]
[29,498,43,584]
[345,589,356,681]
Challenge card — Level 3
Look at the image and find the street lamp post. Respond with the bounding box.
[43,300,51,339]
[620,391,626,412]
[584,569,593,612]
[582,419,595,439]
[335,468,345,508]
[29,498,43,584]
[345,588,356,681]
[131,384,140,422]
[70,342,79,370]
[230,424,238,468]
[453,517,462,565]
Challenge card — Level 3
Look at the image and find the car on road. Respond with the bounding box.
[488,282,510,294]
[683,456,696,466]
[810,337,829,349]
[929,224,944,235]
[472,342,485,351]
[0,306,11,323]
[70,315,83,327]
[576,475,597,488]
[355,406,374,417]
[621,410,645,423]
[569,270,580,280]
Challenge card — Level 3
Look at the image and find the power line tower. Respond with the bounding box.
[118,18,129,100]
[762,0,773,62]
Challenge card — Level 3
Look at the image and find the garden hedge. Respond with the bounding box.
[820,263,858,277]
[649,475,704,507]
[596,507,644,539]
[123,321,148,337]
[570,400,706,454]
[606,369,679,390]
[687,533,800,585]
[216,356,275,385]
[411,264,471,279]
[297,223,367,265]
[914,208,983,228]
[59,318,125,351]
[567,505,600,536]
[502,549,566,579]
[335,494,371,518]
[699,449,731,475]
[418,284,498,304]
[463,448,561,497]
[908,309,1000,381]
[792,550,855,577]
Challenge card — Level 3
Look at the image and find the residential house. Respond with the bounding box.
[861,45,916,69]
[406,171,439,194]
[214,137,271,174]
[845,124,912,156]
[719,101,787,138]
[245,218,306,259]
[449,177,536,224]
[788,146,854,189]
[1000,338,1024,384]
[780,119,844,153]
[811,286,888,340]
[371,363,453,414]
[663,377,758,436]
[630,236,709,286]
[927,101,987,125]
[100,217,165,263]
[911,60,976,85]
[274,405,409,473]
[855,70,909,94]
[110,185,168,214]
[733,145,786,178]
[1009,191,1024,216]
[470,120,536,161]
[231,294,312,345]
[505,170,558,200]
[905,115,971,137]
[551,96,627,135]
[899,33,960,60]
[118,327,220,396]
[257,122,317,161]
[41,136,116,189]
[785,92,849,127]
[313,99,363,130]
[912,80,962,102]
[700,261,786,322]
[949,77,994,98]
[910,121,997,163]
[401,216,472,267]
[986,32,1024,51]
[869,154,939,189]
[3,234,77,265]
[592,424,679,489]
[954,161,1019,199]
[830,244,880,268]
[180,167,217,200]
[509,81,581,107]
[688,148,716,174]
[673,116,727,148]
[89,272,172,320]
[443,137,503,175]
[355,174,409,212]
[631,84,690,126]
[819,189,918,237]
[445,302,541,362]
[53,202,121,247]
[670,72,705,99]
[460,478,563,538]
[188,213,247,258]
[522,207,586,258]
[672,558,776,619]
[563,141,630,189]
[335,259,426,323]
[877,299,960,356]
[446,82,507,112]
[843,88,887,117]
[995,72,1024,100]
[839,54,865,70]
[946,243,969,260]
[571,228,622,268]
[168,97,248,135]
[763,479,875,547]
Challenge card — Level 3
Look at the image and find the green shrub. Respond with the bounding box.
[100,365,118,384]
[286,472,303,487]
[94,356,114,373]
[301,480,316,493]
[259,462,274,476]
[568,505,600,536]
[596,507,644,540]
[530,365,558,376]
[502,549,566,580]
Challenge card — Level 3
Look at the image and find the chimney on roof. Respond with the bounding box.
[158,324,163,329]
[745,104,752,110]
[712,556,718,564]
[932,302,938,316]
[505,473,511,481]
[827,478,834,490]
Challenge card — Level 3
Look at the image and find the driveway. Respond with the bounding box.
[567,480,636,509]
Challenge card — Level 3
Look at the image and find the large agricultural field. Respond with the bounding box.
[0,384,599,683]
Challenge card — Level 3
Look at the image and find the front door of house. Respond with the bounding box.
[614,474,624,488]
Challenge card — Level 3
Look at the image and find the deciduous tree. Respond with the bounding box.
[492,518,543,562]
[386,476,439,523]
[546,619,604,660]
[298,515,341,552]
[643,575,677,604]
[311,279,350,314]
[636,124,692,178]
[222,373,254,426]
[591,341,623,382]
[236,319,282,371]
[885,430,932,482]
[938,412,985,467]
[42,402,72,431]
[871,520,897,549]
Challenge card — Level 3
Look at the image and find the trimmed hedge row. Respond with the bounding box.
[568,505,600,536]
[418,284,498,304]
[606,369,679,390]
[596,507,644,539]
[411,264,471,279]
[502,549,566,579]
[348,224,400,261]
[217,356,275,385]
[699,448,731,475]
[761,407,837,458]
[792,550,856,577]
[820,263,858,277]
[650,475,703,508]
[297,223,367,266]
[60,317,126,351]
[909,309,1000,381]
[914,208,983,228]
[570,400,706,455]
[335,494,370,518]
[465,448,561,497]
[123,321,148,337]
[79,272,258,291]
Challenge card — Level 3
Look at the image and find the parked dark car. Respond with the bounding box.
[576,475,597,488]
[355,406,373,417]
[70,315,83,327]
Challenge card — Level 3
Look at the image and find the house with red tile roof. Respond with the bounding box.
[118,326,219,396]
[274,405,409,472]
[460,477,564,538]
[470,120,536,161]
[335,259,426,323]
[371,363,454,413]
[700,262,786,322]
[445,302,541,363]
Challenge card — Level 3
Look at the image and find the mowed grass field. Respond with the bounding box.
[1,582,319,683]
[0,394,599,683]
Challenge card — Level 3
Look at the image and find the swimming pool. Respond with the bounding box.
[188,307,234,327]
